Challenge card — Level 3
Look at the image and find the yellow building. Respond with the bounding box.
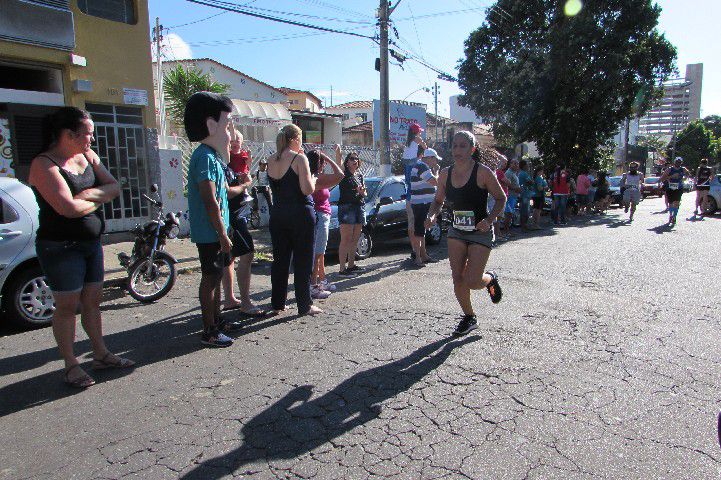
[0,0,157,232]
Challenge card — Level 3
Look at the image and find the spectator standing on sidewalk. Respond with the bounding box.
[517,159,533,229]
[337,152,367,277]
[184,92,239,348]
[504,159,522,232]
[576,168,592,215]
[550,164,571,225]
[409,148,440,267]
[267,124,321,316]
[220,128,267,317]
[402,123,426,259]
[30,106,133,388]
[490,153,510,241]
[254,160,273,208]
[530,165,547,229]
[307,146,344,299]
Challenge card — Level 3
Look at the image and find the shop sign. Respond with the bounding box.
[123,88,148,106]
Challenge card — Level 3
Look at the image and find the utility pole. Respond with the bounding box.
[154,17,165,142]
[433,82,439,145]
[330,85,333,107]
[378,1,391,176]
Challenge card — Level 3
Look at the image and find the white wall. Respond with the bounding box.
[323,117,343,145]
[324,106,373,124]
[158,148,190,237]
[449,95,483,123]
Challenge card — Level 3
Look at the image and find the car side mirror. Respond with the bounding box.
[378,196,394,206]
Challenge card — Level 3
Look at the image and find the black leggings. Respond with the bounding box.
[269,204,316,314]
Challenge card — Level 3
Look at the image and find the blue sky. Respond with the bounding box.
[149,0,720,119]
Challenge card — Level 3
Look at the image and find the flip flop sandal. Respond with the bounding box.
[221,304,242,312]
[239,306,269,317]
[91,352,136,370]
[485,271,503,304]
[64,364,95,389]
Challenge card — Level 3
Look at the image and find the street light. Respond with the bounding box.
[402,87,430,102]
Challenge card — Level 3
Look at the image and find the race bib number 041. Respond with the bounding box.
[453,210,476,231]
[668,182,680,190]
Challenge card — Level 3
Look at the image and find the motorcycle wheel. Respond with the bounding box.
[127,257,177,303]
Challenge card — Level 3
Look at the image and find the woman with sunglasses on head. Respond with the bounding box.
[267,124,321,316]
[307,145,344,298]
[337,152,367,277]
[425,131,506,336]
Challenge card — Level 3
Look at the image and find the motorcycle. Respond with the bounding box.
[117,184,181,302]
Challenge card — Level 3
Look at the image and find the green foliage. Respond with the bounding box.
[702,115,721,139]
[163,64,230,128]
[668,120,714,171]
[457,0,677,173]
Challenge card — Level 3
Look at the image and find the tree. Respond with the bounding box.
[163,64,230,129]
[458,0,676,172]
[667,120,714,171]
[701,115,721,139]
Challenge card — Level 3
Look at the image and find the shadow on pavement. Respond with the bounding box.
[179,335,480,479]
[606,220,632,228]
[648,223,674,234]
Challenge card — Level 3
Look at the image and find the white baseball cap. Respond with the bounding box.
[423,148,442,161]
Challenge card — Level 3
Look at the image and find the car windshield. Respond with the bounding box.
[329,178,382,204]
[644,177,659,183]
[608,176,622,187]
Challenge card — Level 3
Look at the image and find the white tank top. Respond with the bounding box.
[625,173,642,188]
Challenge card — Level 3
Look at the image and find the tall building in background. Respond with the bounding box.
[639,63,703,137]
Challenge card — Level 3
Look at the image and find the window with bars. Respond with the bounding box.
[77,0,136,24]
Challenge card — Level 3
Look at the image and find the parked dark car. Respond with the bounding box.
[608,176,623,206]
[642,176,663,198]
[326,176,442,259]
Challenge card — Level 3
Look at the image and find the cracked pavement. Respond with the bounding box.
[0,195,719,479]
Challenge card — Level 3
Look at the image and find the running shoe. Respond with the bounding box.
[347,265,365,273]
[485,271,503,304]
[453,315,478,336]
[201,329,233,348]
[311,285,332,299]
[320,279,337,292]
[423,257,439,264]
[338,269,356,278]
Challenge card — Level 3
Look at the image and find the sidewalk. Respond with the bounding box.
[102,227,272,287]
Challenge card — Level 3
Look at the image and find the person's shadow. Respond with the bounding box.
[180,335,480,479]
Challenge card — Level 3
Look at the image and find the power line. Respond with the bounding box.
[293,0,375,20]
[185,0,377,41]
[166,11,228,29]
[393,7,485,21]
[406,4,432,87]
[230,3,374,25]
[184,31,329,47]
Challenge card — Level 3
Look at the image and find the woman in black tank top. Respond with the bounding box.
[29,107,133,388]
[424,131,507,336]
[267,124,321,316]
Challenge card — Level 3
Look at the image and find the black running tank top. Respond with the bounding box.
[32,154,105,241]
[269,153,313,207]
[445,162,488,223]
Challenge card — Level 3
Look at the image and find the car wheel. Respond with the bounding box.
[425,223,442,245]
[355,230,373,260]
[2,265,55,328]
[703,196,717,214]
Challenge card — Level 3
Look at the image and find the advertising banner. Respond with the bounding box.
[372,100,426,148]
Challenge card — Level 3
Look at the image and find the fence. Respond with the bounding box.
[166,136,381,189]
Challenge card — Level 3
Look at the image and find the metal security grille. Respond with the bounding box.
[87,104,149,232]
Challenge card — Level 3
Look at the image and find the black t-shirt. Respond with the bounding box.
[220,162,251,216]
[697,166,712,186]
[338,172,365,206]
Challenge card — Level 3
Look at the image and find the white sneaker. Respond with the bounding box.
[320,279,336,292]
[311,285,332,299]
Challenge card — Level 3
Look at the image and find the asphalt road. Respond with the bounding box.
[1,194,719,479]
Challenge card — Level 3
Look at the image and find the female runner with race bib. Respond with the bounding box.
[424,131,507,336]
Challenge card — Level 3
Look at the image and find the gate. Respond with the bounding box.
[87,104,150,232]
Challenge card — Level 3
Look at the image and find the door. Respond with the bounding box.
[86,104,150,232]
[0,186,32,272]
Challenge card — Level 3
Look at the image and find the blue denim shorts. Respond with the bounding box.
[504,196,518,213]
[314,211,331,255]
[338,203,365,225]
[36,239,104,293]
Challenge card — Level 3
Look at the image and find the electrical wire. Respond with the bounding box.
[293,0,375,20]
[227,3,374,25]
[185,0,377,40]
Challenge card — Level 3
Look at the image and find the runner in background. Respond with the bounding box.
[659,157,692,227]
[694,158,712,216]
[620,161,643,222]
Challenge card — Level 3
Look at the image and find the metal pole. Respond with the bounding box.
[155,17,165,142]
[622,116,630,172]
[378,0,391,177]
[434,82,438,145]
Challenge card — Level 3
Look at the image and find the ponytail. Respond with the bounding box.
[275,124,302,159]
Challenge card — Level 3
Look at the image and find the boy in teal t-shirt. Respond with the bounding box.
[184,91,237,348]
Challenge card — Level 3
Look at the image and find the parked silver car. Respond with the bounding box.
[703,174,721,214]
[0,177,54,328]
